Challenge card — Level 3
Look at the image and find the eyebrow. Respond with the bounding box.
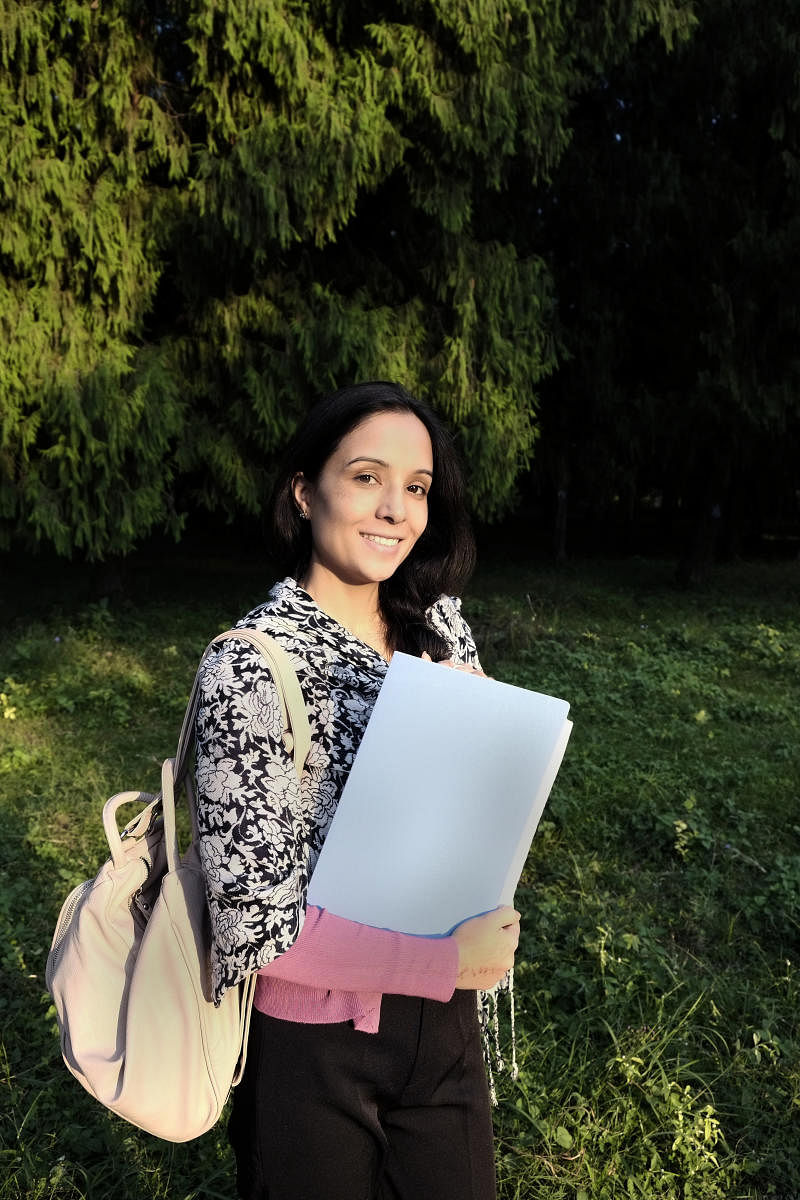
[345,456,433,478]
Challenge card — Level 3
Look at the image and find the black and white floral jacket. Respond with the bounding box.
[195,576,481,1004]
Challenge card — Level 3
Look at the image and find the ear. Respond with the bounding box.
[292,472,313,519]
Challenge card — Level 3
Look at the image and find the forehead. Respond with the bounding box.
[332,411,433,466]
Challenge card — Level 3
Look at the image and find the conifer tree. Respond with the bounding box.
[0,0,693,558]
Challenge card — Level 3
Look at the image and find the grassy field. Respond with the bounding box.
[1,555,798,1199]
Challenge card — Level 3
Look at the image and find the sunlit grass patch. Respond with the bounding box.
[1,557,797,1199]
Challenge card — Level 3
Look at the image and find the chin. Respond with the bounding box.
[351,559,408,586]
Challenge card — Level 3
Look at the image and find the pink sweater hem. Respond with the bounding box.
[254,906,459,1032]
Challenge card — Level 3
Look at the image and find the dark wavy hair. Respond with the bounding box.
[270,381,475,660]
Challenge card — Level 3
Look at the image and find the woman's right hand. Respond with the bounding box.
[452,906,521,990]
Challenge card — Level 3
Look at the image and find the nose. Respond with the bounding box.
[375,485,406,524]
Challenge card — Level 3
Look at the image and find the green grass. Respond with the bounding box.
[1,557,798,1198]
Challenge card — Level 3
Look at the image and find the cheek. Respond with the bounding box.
[405,508,428,548]
[316,486,358,525]
[315,499,370,550]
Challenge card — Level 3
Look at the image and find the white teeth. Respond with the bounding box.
[362,534,399,546]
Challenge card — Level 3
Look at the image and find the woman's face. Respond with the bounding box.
[293,410,433,589]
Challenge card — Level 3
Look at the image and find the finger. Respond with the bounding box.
[503,921,520,940]
[495,906,521,923]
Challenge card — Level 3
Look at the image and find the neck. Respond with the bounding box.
[299,567,390,659]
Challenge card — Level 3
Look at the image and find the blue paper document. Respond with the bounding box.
[307,652,572,936]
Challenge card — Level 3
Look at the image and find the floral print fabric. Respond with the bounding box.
[195,577,481,1003]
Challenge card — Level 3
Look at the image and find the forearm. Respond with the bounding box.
[259,905,459,1001]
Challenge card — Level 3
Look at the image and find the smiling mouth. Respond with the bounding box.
[361,533,401,547]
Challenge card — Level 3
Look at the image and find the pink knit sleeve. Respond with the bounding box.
[258,906,459,1002]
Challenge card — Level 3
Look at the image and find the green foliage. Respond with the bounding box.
[0,2,189,557]
[1,556,798,1198]
[0,0,694,558]
[469,559,800,1196]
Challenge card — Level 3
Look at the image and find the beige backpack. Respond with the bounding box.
[46,629,310,1142]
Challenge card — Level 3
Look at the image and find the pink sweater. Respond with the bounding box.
[256,906,460,1032]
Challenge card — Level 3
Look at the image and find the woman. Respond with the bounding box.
[196,381,520,1200]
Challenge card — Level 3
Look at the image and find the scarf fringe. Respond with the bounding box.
[479,967,518,1106]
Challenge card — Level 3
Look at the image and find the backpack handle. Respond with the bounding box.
[102,790,161,869]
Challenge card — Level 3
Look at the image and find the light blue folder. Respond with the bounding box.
[307,653,572,936]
